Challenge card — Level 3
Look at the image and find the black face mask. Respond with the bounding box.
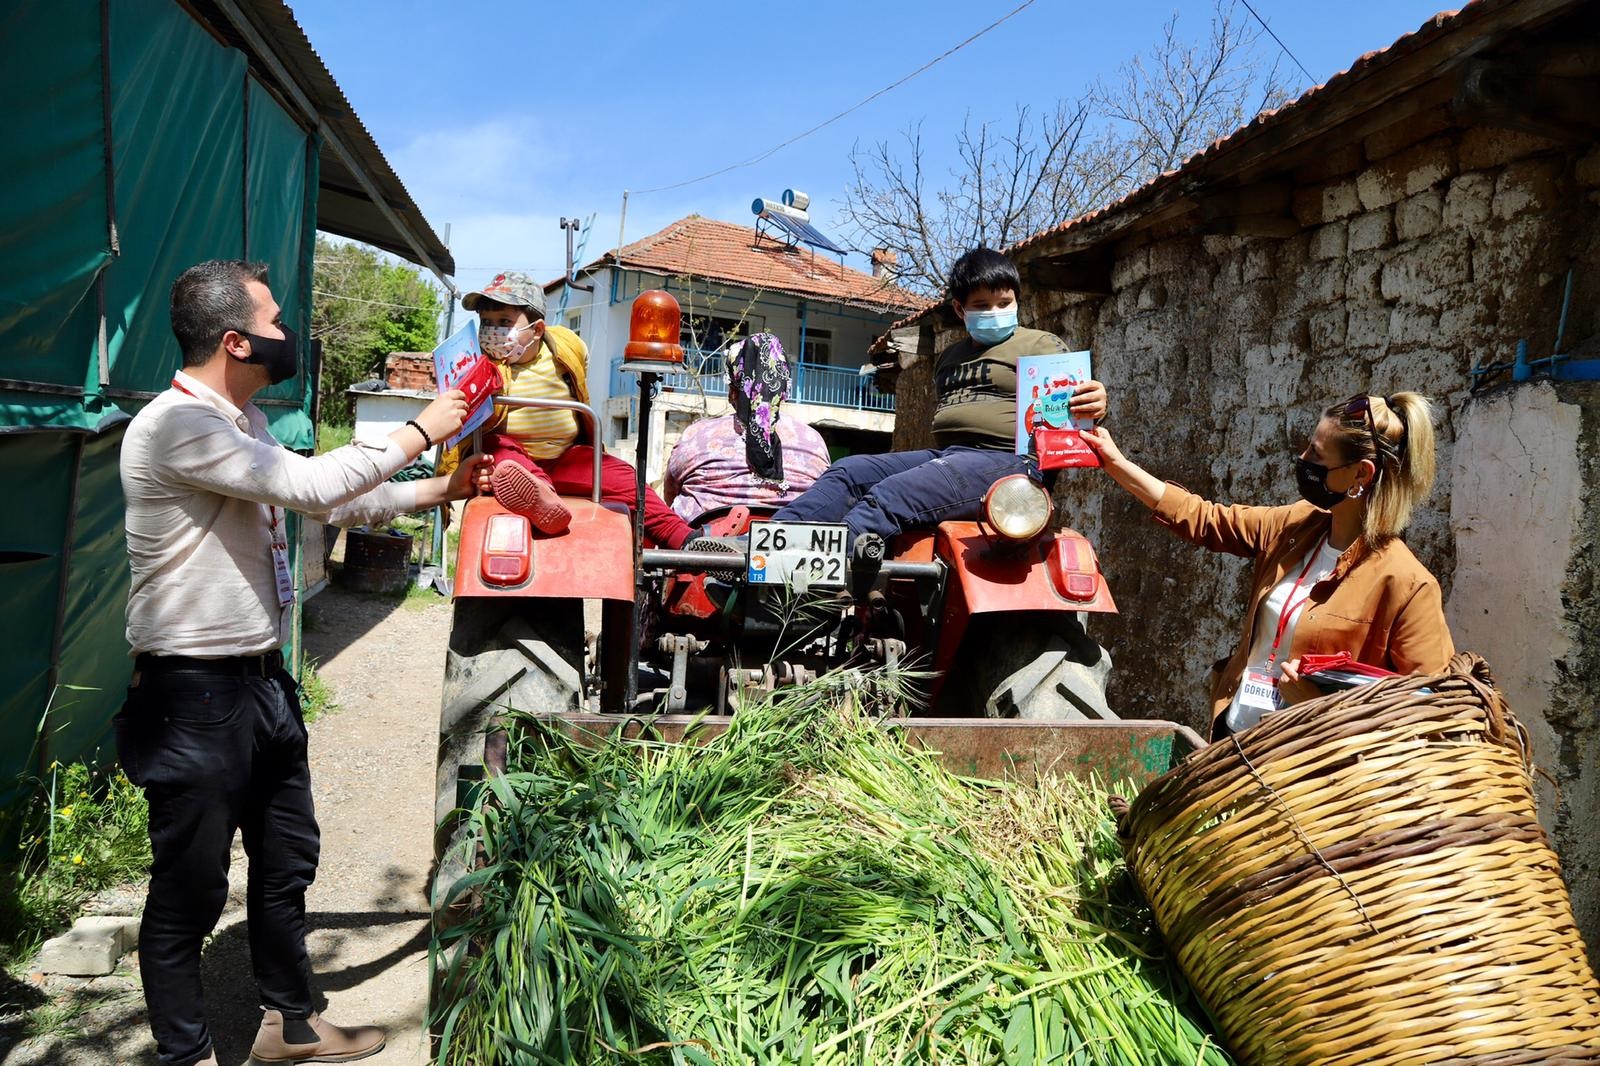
[241,326,299,385]
[1294,456,1348,510]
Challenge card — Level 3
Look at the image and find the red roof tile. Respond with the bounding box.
[552,216,927,315]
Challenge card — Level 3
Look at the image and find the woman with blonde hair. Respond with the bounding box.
[1085,392,1453,739]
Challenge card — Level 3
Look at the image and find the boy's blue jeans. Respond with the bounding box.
[772,445,1036,545]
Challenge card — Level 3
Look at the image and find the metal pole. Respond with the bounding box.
[617,191,629,261]
[442,222,455,339]
[796,299,808,401]
[624,371,656,711]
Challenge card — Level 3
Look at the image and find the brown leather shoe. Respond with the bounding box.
[249,1009,385,1063]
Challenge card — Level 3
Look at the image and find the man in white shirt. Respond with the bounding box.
[116,259,486,1066]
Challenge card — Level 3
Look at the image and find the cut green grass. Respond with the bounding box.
[432,673,1231,1066]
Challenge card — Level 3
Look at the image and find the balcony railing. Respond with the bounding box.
[611,350,894,413]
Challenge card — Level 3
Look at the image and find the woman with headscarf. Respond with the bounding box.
[664,332,832,525]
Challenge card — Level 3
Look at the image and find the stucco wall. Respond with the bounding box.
[1447,382,1597,947]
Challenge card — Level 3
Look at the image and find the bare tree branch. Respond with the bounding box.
[838,0,1294,296]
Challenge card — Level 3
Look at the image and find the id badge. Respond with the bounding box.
[1238,669,1283,713]
[271,539,295,607]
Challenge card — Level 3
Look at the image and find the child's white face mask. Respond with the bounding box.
[481,321,540,363]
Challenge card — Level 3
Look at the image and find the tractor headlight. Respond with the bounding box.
[983,475,1053,541]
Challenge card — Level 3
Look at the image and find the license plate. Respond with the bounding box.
[747,522,848,588]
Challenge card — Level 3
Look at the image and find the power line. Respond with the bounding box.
[311,288,435,312]
[1238,0,1314,84]
[632,0,1039,195]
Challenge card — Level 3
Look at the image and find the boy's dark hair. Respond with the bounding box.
[947,247,1021,302]
[170,260,270,367]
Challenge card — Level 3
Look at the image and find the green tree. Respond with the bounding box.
[312,237,442,425]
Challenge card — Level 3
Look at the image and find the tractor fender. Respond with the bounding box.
[926,524,1115,704]
[453,496,634,600]
[933,523,1116,618]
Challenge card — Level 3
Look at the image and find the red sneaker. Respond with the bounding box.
[490,460,572,534]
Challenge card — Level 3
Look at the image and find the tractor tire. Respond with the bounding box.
[433,596,583,880]
[431,598,585,1027]
[939,611,1115,720]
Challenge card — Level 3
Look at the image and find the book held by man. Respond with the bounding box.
[1015,350,1099,469]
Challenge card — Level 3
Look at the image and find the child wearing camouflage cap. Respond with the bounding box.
[462,270,695,547]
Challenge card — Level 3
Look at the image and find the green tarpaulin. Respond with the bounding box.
[0,0,321,809]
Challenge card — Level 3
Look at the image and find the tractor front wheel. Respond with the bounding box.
[936,611,1114,719]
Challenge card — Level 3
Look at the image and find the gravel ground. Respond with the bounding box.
[1,583,454,1066]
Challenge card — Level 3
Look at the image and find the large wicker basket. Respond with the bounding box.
[1116,654,1600,1064]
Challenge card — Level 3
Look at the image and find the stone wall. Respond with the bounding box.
[893,109,1600,949]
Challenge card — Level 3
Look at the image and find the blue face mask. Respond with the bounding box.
[964,306,1017,346]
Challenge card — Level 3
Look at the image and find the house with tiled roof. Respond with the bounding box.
[543,214,926,473]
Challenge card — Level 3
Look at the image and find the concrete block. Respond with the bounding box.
[1294,260,1347,308]
[1380,237,1469,308]
[1357,167,1403,211]
[1321,179,1362,221]
[1348,209,1394,253]
[1459,127,1562,171]
[1110,246,1150,289]
[1396,139,1457,196]
[1309,307,1347,351]
[1243,243,1276,282]
[1345,306,1390,351]
[1389,305,1441,345]
[1443,172,1493,228]
[1310,222,1348,260]
[1470,215,1555,292]
[33,916,138,977]
[1136,281,1168,311]
[1493,158,1561,220]
[1347,253,1384,302]
[1147,240,1193,276]
[1438,300,1496,341]
[1292,185,1325,226]
[1395,190,1443,240]
[1123,316,1164,350]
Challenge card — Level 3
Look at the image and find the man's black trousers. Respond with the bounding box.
[115,655,319,1066]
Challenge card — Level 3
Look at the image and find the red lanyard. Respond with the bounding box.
[1267,535,1328,665]
[172,376,280,537]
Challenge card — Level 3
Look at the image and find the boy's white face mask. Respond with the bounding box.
[481,320,541,363]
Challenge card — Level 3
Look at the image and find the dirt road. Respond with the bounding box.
[2,584,453,1066]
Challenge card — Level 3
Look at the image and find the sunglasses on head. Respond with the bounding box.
[1343,394,1385,465]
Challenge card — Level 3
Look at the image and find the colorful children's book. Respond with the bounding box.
[431,321,498,449]
[1015,350,1099,469]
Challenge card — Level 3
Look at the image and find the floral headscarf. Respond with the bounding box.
[725,332,790,485]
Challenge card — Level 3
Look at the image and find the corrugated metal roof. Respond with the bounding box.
[190,0,455,279]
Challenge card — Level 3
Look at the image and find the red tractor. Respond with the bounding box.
[432,292,1120,871]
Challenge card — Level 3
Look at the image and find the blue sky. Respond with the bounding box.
[291,0,1454,305]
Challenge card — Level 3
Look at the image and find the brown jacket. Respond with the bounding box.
[1153,483,1455,730]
